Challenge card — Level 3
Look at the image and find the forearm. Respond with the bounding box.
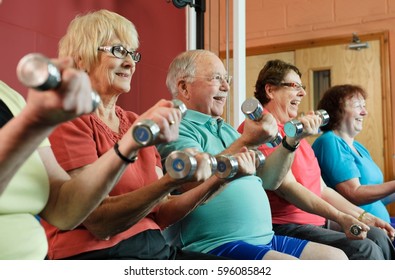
[155,176,226,229]
[219,136,250,155]
[80,174,182,239]
[257,144,295,190]
[321,186,363,218]
[41,133,143,229]
[350,181,395,205]
[277,180,343,222]
[40,144,132,229]
[0,110,54,195]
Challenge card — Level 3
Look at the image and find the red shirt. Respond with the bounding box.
[42,106,162,259]
[238,121,325,226]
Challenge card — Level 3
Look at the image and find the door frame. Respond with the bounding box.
[221,32,393,181]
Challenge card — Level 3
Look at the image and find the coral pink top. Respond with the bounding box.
[42,106,162,259]
[238,121,325,226]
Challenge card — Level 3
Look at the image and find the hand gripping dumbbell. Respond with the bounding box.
[284,109,329,138]
[16,53,101,111]
[241,98,282,148]
[165,150,218,179]
[215,150,265,179]
[132,99,187,146]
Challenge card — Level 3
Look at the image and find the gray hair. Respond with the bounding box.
[166,49,215,98]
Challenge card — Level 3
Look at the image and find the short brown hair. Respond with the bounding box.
[254,59,302,105]
[317,84,368,132]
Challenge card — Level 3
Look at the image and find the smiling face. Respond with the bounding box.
[89,40,136,97]
[182,53,230,117]
[265,70,306,123]
[340,93,368,137]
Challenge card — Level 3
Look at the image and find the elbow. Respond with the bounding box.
[55,220,80,231]
[154,212,172,231]
[83,223,115,240]
[39,212,81,231]
[156,220,168,231]
[338,190,365,205]
[261,179,283,191]
[347,196,366,206]
[262,183,279,191]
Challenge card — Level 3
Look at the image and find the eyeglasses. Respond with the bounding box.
[98,45,141,63]
[194,74,232,86]
[349,100,366,110]
[280,82,306,91]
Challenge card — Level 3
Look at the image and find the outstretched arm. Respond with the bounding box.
[250,111,322,191]
[41,98,184,232]
[0,57,95,196]
[336,178,395,205]
[321,180,395,240]
[276,172,370,240]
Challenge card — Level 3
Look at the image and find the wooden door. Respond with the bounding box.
[295,40,384,172]
[239,34,394,215]
[242,39,386,175]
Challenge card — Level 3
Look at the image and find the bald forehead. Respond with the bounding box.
[195,52,225,74]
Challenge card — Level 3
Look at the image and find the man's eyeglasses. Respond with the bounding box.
[194,74,232,86]
[280,82,306,91]
[98,45,141,63]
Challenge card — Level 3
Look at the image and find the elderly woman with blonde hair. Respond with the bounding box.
[42,9,231,260]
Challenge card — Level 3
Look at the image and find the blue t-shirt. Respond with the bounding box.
[312,131,390,222]
[157,110,274,253]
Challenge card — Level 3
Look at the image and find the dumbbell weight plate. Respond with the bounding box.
[215,155,238,179]
[254,150,266,167]
[172,99,187,118]
[241,98,263,121]
[316,109,330,126]
[17,53,61,91]
[284,120,304,138]
[165,151,197,179]
[132,119,161,146]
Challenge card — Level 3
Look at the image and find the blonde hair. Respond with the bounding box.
[58,9,139,72]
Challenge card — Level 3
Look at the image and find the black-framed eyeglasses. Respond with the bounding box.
[280,82,306,91]
[98,45,141,63]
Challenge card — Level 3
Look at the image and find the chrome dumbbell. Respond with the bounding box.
[284,109,329,138]
[215,150,265,179]
[16,53,101,111]
[165,150,217,179]
[132,99,187,146]
[241,98,282,148]
[254,149,266,167]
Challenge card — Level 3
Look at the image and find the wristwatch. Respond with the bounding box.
[281,136,300,152]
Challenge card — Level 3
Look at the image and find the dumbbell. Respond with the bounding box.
[16,53,101,111]
[165,150,217,179]
[284,110,329,138]
[132,99,187,146]
[241,98,282,148]
[215,149,265,179]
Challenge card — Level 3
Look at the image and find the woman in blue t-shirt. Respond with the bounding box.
[312,84,394,224]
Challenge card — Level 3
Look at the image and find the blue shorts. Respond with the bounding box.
[208,235,309,260]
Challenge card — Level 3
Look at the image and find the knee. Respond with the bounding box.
[301,242,348,260]
[327,247,348,260]
[367,226,390,243]
[351,239,385,260]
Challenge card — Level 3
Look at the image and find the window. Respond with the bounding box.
[313,69,331,109]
